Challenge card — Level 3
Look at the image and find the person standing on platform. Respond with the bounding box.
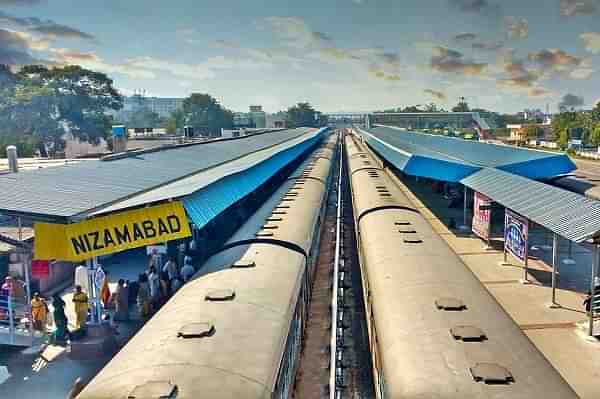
[163,256,179,293]
[147,266,160,310]
[72,285,89,330]
[181,257,195,283]
[137,274,151,319]
[52,294,69,344]
[114,279,129,321]
[31,293,48,333]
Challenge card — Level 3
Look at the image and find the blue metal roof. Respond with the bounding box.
[0,128,315,219]
[182,129,325,230]
[361,126,575,182]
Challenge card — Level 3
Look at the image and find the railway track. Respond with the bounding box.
[293,132,374,399]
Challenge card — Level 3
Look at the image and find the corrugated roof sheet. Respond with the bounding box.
[0,128,314,220]
[461,168,600,243]
[363,126,575,180]
[89,130,323,216]
[182,131,323,230]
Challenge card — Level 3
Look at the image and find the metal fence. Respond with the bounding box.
[0,295,34,346]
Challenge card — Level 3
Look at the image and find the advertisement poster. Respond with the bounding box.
[472,192,492,240]
[504,210,529,263]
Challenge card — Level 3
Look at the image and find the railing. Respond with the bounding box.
[330,135,344,399]
[0,295,34,346]
[577,150,600,160]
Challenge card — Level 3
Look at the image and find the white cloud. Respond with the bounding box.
[580,32,600,54]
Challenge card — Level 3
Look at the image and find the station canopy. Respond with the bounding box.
[0,128,317,222]
[362,126,575,182]
[359,126,600,244]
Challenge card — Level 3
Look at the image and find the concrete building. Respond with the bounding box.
[111,95,185,120]
[249,105,266,129]
[507,123,552,143]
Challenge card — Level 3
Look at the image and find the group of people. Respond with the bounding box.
[136,254,196,319]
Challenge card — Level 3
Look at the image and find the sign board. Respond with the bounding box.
[472,192,492,240]
[31,260,50,279]
[504,209,529,263]
[34,202,191,262]
[146,244,168,255]
[112,125,126,137]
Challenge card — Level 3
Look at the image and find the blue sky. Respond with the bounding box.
[1,0,600,113]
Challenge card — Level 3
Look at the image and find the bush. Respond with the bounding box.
[566,148,576,156]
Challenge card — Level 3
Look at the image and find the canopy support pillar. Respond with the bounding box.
[549,234,560,308]
[590,245,598,337]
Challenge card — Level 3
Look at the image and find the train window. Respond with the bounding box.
[177,321,215,338]
[205,289,236,301]
[450,326,487,342]
[470,363,514,384]
[435,297,467,311]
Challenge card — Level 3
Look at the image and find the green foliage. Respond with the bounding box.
[590,123,600,147]
[593,101,600,123]
[182,93,233,136]
[285,102,318,128]
[0,64,123,155]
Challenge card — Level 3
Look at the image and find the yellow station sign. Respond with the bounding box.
[34,201,191,262]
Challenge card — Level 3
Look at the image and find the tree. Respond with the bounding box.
[182,93,233,136]
[286,102,317,128]
[401,105,423,113]
[551,111,577,144]
[163,109,185,134]
[452,98,470,112]
[590,123,600,147]
[1,65,123,154]
[592,101,600,123]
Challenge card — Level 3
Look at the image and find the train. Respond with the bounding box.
[76,133,338,399]
[345,131,579,398]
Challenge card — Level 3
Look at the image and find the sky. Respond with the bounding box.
[1,0,600,113]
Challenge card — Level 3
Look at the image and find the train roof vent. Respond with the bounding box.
[470,363,514,384]
[256,231,275,237]
[272,211,287,215]
[128,381,177,399]
[435,297,467,311]
[177,321,215,339]
[206,289,236,301]
[398,229,417,234]
[395,221,411,226]
[267,217,283,222]
[376,186,386,189]
[231,260,256,268]
[450,326,487,342]
[403,236,423,243]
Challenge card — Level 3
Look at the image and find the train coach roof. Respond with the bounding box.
[77,247,306,399]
